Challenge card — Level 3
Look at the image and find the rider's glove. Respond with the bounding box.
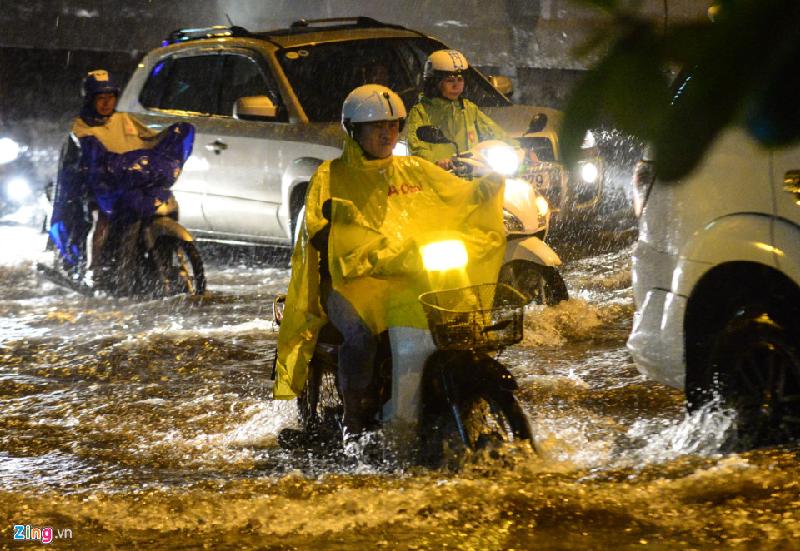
[368,238,421,276]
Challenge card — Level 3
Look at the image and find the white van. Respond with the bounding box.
[627,107,800,447]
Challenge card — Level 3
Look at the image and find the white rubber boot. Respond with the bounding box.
[384,326,438,426]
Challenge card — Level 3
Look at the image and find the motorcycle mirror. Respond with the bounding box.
[526,113,548,134]
[416,125,452,144]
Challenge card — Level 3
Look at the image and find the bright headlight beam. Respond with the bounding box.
[421,240,468,271]
[7,177,31,202]
[535,196,549,216]
[485,146,519,176]
[0,138,20,165]
[580,162,599,184]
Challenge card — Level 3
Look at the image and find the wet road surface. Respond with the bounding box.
[1,224,798,549]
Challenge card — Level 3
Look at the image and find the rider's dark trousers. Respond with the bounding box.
[326,289,376,434]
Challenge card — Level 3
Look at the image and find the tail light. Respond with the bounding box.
[631,160,656,217]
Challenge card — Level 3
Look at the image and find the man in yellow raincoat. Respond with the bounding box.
[275,84,506,437]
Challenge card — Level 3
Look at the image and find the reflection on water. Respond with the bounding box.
[1,226,798,548]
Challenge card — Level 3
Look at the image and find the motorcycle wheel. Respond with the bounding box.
[296,356,343,444]
[423,390,532,467]
[499,260,568,305]
[153,237,206,296]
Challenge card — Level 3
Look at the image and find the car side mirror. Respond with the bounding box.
[526,113,548,134]
[416,125,452,144]
[233,96,277,120]
[488,75,513,98]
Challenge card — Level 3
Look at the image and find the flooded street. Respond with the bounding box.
[1,224,798,549]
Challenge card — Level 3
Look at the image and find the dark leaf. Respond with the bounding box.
[603,30,671,140]
[560,68,606,168]
[571,25,617,60]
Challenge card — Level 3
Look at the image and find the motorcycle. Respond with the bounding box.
[275,239,533,467]
[415,126,568,305]
[39,123,205,298]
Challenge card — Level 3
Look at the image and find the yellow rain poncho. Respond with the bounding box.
[71,112,158,152]
[274,135,506,400]
[406,95,517,163]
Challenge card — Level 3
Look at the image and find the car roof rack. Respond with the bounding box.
[285,16,408,33]
[162,25,251,46]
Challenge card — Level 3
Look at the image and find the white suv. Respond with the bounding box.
[116,18,604,249]
[627,103,800,447]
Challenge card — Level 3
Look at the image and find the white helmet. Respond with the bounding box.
[341,84,407,137]
[423,50,469,79]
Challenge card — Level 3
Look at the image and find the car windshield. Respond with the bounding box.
[278,37,511,122]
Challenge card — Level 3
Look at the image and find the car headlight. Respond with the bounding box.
[535,195,549,217]
[579,161,600,184]
[485,145,519,176]
[0,137,20,165]
[392,141,409,157]
[581,130,596,149]
[6,177,31,203]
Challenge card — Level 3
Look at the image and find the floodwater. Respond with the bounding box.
[1,224,798,550]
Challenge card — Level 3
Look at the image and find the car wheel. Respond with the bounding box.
[699,304,800,448]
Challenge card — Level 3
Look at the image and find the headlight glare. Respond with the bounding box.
[421,240,468,271]
[7,177,31,203]
[580,162,599,184]
[0,138,20,165]
[486,146,519,176]
[535,196,549,217]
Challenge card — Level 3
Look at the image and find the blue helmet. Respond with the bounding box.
[82,69,120,98]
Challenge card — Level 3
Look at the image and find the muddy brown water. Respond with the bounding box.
[0,226,797,549]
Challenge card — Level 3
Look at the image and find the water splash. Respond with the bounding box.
[625,396,737,465]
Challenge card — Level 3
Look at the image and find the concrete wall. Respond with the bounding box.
[1,1,710,67]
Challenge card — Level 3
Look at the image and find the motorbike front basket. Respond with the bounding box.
[419,283,527,351]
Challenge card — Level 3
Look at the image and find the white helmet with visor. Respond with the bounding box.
[341,84,407,137]
[423,50,469,79]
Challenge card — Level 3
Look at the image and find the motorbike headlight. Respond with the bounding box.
[485,146,519,176]
[579,161,600,184]
[392,141,409,157]
[0,137,20,165]
[581,130,596,149]
[535,196,549,217]
[421,240,468,272]
[6,177,31,203]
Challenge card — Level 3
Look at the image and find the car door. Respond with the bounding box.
[197,52,289,239]
[137,52,225,234]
